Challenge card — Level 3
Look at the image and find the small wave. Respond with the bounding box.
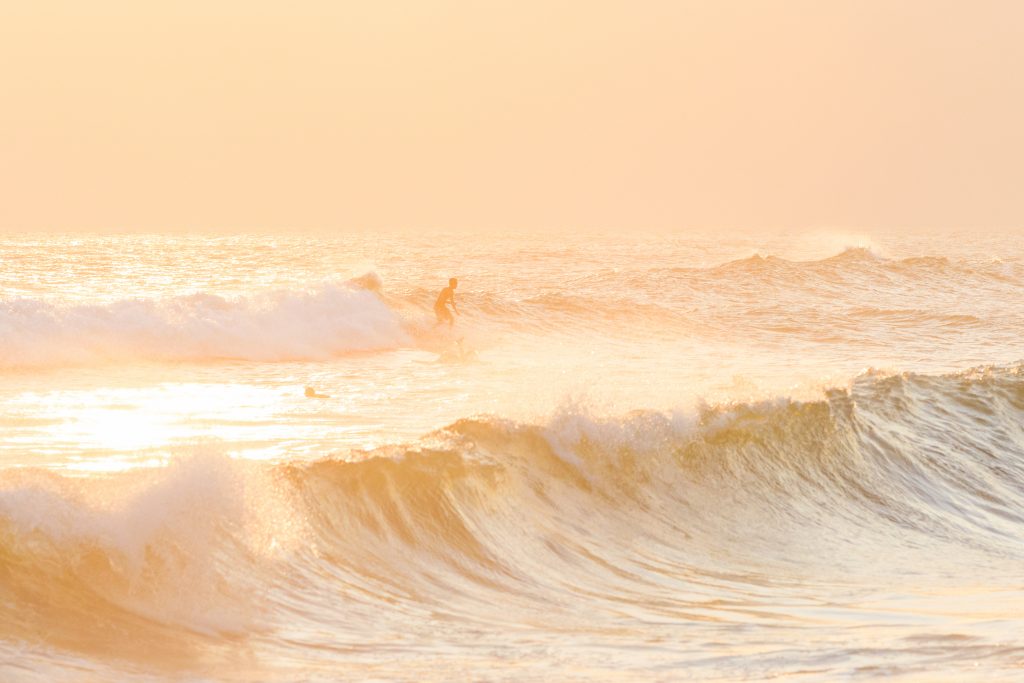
[821,245,882,263]
[705,247,879,274]
[653,247,1020,284]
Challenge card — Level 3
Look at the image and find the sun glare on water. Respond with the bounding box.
[16,383,289,471]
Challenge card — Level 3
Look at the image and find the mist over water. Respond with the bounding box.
[1,232,1023,681]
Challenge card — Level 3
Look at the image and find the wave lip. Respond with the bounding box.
[0,278,410,368]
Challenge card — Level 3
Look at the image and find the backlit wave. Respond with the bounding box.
[1,365,1022,661]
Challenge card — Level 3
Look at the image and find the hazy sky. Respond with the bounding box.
[2,1,1022,232]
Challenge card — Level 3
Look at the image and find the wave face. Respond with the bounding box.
[2,366,1023,680]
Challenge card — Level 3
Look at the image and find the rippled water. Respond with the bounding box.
[1,231,1022,681]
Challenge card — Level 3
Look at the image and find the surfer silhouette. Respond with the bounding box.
[434,277,459,327]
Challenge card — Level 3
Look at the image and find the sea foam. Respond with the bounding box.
[0,279,409,368]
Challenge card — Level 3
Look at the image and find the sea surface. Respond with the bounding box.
[0,231,1022,681]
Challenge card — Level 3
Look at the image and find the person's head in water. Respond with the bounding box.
[449,278,457,289]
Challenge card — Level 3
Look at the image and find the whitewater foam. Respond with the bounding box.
[0,279,409,368]
[0,450,304,639]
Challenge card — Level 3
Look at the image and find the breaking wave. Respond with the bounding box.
[0,277,411,368]
[2,365,1023,663]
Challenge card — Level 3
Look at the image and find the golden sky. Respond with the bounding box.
[1,1,1021,232]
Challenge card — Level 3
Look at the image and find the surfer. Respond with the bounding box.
[434,277,459,327]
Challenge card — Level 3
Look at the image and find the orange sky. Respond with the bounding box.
[1,1,1022,232]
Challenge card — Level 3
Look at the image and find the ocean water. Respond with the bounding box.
[0,231,1022,682]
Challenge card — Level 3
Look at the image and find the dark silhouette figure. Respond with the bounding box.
[434,277,459,327]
